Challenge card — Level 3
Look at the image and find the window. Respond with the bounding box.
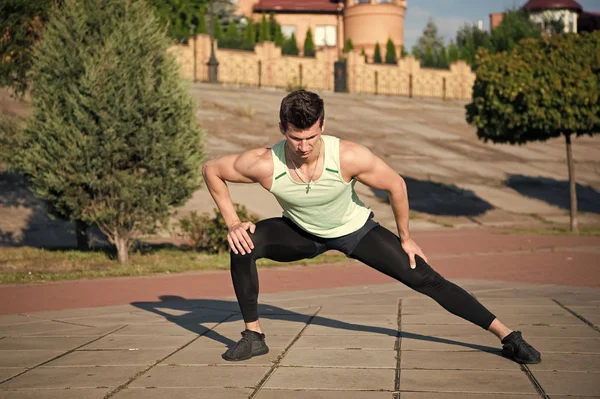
[281,25,296,39]
[315,25,336,47]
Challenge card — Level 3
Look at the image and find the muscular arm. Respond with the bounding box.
[340,141,411,241]
[202,148,272,229]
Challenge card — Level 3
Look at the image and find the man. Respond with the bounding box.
[202,90,541,364]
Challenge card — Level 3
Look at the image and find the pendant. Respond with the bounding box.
[306,182,311,194]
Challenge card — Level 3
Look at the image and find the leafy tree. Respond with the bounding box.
[448,40,459,63]
[303,28,316,57]
[343,38,354,54]
[373,42,382,63]
[213,15,224,40]
[466,32,600,232]
[0,0,55,97]
[385,38,397,64]
[281,33,298,55]
[258,13,270,42]
[438,46,448,68]
[412,18,444,64]
[489,9,540,54]
[423,45,434,67]
[20,0,204,262]
[456,23,491,64]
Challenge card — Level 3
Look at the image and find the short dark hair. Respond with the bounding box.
[279,90,325,132]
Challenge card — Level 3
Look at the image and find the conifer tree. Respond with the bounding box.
[197,6,207,34]
[385,38,397,64]
[258,13,270,42]
[343,38,354,53]
[20,0,204,263]
[303,28,316,57]
[438,45,448,68]
[448,40,459,63]
[225,20,238,41]
[213,16,224,41]
[274,25,284,46]
[243,18,256,46]
[282,33,299,55]
[373,43,382,63]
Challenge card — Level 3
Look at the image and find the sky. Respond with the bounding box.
[403,0,600,51]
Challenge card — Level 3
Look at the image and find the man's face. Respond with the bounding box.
[280,120,324,159]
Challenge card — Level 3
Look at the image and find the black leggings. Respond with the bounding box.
[230,217,496,330]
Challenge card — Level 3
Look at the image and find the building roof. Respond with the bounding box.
[253,0,340,13]
[522,0,583,12]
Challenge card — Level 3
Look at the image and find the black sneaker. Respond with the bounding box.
[501,331,541,364]
[222,329,269,361]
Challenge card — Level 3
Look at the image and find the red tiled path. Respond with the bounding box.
[1,229,598,315]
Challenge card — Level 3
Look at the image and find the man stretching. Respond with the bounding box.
[202,90,541,364]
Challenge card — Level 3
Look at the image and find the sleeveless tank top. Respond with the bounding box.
[269,135,371,238]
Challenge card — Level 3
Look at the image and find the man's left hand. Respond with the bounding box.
[401,238,428,269]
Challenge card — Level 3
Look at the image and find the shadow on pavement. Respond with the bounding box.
[506,174,600,213]
[371,176,494,216]
[132,295,502,357]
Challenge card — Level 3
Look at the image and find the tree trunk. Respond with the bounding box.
[565,134,578,233]
[115,236,129,264]
[75,220,89,250]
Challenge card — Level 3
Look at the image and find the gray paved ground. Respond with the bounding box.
[1,280,599,398]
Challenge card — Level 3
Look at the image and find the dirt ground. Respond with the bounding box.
[1,84,600,248]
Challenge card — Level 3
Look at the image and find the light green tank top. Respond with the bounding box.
[269,135,371,238]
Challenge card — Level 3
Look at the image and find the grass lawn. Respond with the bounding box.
[0,246,349,284]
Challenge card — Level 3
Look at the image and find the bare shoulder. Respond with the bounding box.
[339,140,373,165]
[235,147,273,181]
[339,140,375,179]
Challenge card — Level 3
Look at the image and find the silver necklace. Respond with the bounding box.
[286,139,322,194]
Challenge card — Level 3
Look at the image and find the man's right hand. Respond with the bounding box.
[227,222,256,255]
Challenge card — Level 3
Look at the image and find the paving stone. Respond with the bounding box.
[0,315,41,327]
[111,323,201,336]
[399,325,483,337]
[2,366,143,389]
[400,350,519,370]
[403,312,581,326]
[61,313,169,327]
[112,387,253,399]
[85,335,192,350]
[400,369,536,394]
[400,394,538,399]
[129,364,269,388]
[282,348,395,368]
[0,388,109,399]
[318,304,398,316]
[0,321,91,337]
[264,367,395,390]
[47,349,171,366]
[302,316,398,336]
[528,337,600,353]
[0,368,25,383]
[533,371,600,396]
[568,306,600,325]
[528,353,600,372]
[292,335,396,350]
[0,337,91,351]
[0,350,63,368]
[164,347,285,366]
[255,390,392,399]
[514,325,600,338]
[400,334,498,352]
[26,325,122,337]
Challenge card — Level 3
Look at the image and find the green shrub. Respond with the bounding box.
[179,204,260,253]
